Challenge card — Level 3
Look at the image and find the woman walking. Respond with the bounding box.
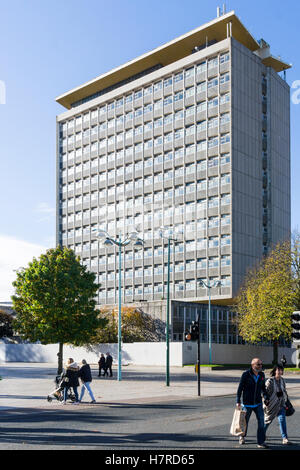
[79,359,96,403]
[264,364,292,445]
[62,358,80,405]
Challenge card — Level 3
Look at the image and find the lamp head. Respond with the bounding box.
[128,230,139,241]
[134,238,144,249]
[104,238,114,246]
[95,229,108,240]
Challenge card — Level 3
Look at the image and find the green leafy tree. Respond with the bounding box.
[12,246,107,373]
[235,240,296,364]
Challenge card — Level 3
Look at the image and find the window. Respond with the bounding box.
[220,113,230,126]
[221,235,231,246]
[185,67,194,78]
[208,97,218,109]
[197,140,206,152]
[125,95,133,104]
[197,102,206,113]
[220,73,230,84]
[209,237,219,248]
[208,117,218,129]
[174,72,183,82]
[174,91,183,102]
[144,85,153,96]
[185,87,195,98]
[154,81,162,92]
[208,196,219,208]
[220,52,230,64]
[209,257,219,268]
[220,134,230,145]
[221,174,230,185]
[197,82,206,93]
[164,77,172,88]
[208,77,218,89]
[164,96,173,107]
[220,93,230,104]
[208,137,218,149]
[134,90,142,100]
[221,255,231,266]
[197,62,206,74]
[208,57,218,69]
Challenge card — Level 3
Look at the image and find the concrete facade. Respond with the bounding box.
[55,11,291,345]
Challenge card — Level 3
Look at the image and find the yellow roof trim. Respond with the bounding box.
[261,55,291,73]
[56,11,263,110]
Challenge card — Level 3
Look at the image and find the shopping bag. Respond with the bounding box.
[230,407,247,436]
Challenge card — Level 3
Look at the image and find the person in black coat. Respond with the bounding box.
[104,352,113,377]
[236,358,269,448]
[78,359,96,403]
[98,353,106,377]
[62,358,80,404]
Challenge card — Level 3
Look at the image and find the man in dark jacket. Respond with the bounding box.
[104,352,113,377]
[98,353,106,377]
[78,359,96,403]
[236,357,269,448]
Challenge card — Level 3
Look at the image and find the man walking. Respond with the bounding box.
[236,358,269,448]
[104,352,113,377]
[98,353,106,377]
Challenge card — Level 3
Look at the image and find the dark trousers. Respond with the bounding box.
[104,366,112,377]
[63,386,78,402]
[98,366,105,376]
[244,404,265,445]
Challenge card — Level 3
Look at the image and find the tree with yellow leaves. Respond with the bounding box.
[91,306,163,343]
[235,240,296,364]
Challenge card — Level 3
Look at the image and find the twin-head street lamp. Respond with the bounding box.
[198,279,222,365]
[94,228,144,381]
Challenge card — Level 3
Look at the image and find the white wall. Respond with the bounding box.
[0,342,295,366]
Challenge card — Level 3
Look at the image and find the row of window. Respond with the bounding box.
[62,74,230,132]
[61,92,231,149]
[62,52,230,128]
[97,275,231,298]
[61,134,231,176]
[62,168,230,194]
[62,111,230,144]
[92,259,231,284]
[62,179,230,205]
[64,234,231,255]
[62,153,230,179]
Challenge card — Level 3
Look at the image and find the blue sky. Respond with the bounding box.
[0,0,299,299]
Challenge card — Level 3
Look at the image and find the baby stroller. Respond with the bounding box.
[47,371,76,403]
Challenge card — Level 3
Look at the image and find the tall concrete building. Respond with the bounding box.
[56,10,291,342]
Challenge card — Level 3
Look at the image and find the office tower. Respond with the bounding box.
[56,10,291,333]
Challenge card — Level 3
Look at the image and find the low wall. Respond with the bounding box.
[0,342,295,366]
[182,342,295,365]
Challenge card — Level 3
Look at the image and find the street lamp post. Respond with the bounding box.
[198,279,221,365]
[159,228,176,387]
[94,229,144,381]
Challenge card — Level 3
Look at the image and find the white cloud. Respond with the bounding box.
[0,235,46,301]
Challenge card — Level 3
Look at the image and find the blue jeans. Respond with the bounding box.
[264,407,288,439]
[63,386,78,402]
[243,404,266,445]
[79,382,95,402]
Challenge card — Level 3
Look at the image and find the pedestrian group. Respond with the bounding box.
[60,352,113,405]
[236,357,294,448]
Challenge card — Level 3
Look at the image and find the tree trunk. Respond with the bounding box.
[272,339,278,365]
[57,342,63,375]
